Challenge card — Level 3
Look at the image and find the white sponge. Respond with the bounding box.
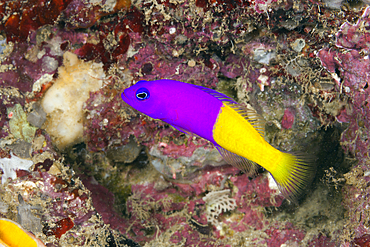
[0,152,33,184]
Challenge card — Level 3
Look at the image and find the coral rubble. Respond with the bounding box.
[0,0,369,246]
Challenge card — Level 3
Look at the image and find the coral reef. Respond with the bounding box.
[316,7,370,245]
[0,0,369,245]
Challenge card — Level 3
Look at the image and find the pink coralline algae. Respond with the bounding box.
[124,34,220,88]
[0,28,89,100]
[0,42,60,93]
[62,0,131,29]
[317,6,370,245]
[83,163,286,245]
[82,161,341,246]
[281,108,295,129]
[318,8,370,170]
[194,0,277,13]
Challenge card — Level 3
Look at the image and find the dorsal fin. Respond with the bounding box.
[193,85,237,103]
[224,102,266,137]
[193,84,265,137]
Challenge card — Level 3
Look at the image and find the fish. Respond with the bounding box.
[0,218,46,247]
[121,79,315,202]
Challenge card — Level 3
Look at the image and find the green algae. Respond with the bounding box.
[167,193,186,203]
[7,104,37,143]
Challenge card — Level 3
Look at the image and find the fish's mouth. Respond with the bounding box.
[121,91,129,103]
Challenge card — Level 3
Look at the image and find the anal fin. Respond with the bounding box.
[216,146,258,176]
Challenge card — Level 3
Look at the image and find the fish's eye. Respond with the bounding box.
[135,88,150,101]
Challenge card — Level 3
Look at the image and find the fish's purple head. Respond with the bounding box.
[121,80,169,119]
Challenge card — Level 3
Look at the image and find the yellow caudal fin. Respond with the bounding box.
[270,152,316,203]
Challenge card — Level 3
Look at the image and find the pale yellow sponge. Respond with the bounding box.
[41,52,105,150]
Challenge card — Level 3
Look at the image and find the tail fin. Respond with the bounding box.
[271,152,316,203]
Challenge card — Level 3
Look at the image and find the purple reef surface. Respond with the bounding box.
[0,0,370,246]
[317,7,370,246]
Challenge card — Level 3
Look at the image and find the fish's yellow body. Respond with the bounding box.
[213,102,313,202]
[0,219,39,247]
[213,102,282,167]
